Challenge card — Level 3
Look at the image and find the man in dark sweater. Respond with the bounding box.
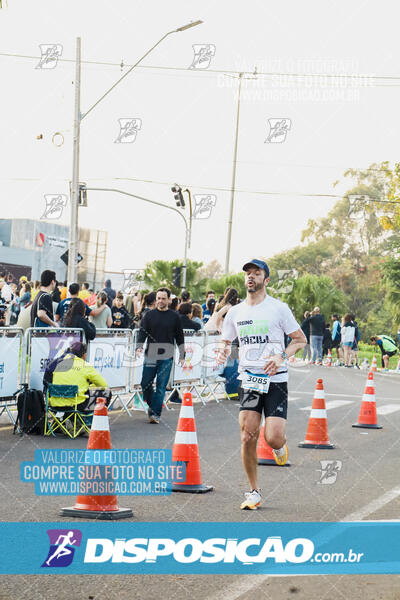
[307,306,325,364]
[137,287,185,423]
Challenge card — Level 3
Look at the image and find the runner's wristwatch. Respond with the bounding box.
[280,351,288,361]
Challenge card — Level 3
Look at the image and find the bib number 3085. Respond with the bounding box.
[241,371,270,394]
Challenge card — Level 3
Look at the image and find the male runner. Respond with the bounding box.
[217,259,306,510]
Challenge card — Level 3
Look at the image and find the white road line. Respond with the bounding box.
[376,404,400,415]
[342,487,400,521]
[288,397,300,402]
[293,390,400,401]
[205,486,400,599]
[300,400,353,411]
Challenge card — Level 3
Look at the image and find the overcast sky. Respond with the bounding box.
[0,0,399,274]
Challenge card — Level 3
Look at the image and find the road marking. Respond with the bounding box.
[376,404,400,415]
[300,400,353,411]
[288,397,300,402]
[205,486,400,599]
[342,487,400,522]
[293,390,400,401]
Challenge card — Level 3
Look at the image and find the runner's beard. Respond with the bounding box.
[247,282,264,293]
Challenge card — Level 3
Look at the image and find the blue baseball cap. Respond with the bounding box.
[242,259,270,277]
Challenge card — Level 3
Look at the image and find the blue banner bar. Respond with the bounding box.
[0,522,399,574]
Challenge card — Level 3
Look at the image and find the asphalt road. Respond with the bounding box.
[1,364,399,599]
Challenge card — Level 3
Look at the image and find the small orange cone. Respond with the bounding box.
[371,355,378,372]
[325,349,332,367]
[352,371,382,429]
[257,423,290,466]
[61,398,133,519]
[172,392,213,493]
[299,379,335,449]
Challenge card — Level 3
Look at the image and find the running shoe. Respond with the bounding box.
[240,489,261,510]
[149,414,160,424]
[272,443,289,466]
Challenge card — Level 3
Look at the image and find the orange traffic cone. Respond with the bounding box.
[172,392,213,493]
[257,423,290,466]
[371,355,378,372]
[325,349,332,367]
[61,398,133,519]
[299,379,335,449]
[352,371,382,429]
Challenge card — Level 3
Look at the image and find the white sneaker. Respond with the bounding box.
[240,489,261,510]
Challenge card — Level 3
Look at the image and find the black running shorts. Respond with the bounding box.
[238,381,288,419]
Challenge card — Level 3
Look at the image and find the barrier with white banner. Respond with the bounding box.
[126,329,147,413]
[201,330,229,402]
[166,330,206,405]
[0,328,24,426]
[87,328,132,413]
[25,327,84,390]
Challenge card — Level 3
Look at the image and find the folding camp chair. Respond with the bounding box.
[44,384,93,439]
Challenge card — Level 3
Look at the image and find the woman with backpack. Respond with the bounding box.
[64,298,96,342]
[341,313,356,367]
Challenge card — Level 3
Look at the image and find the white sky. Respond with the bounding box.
[0,0,399,273]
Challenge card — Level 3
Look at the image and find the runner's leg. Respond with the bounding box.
[239,410,261,491]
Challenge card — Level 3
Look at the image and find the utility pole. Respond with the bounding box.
[68,37,81,284]
[225,72,243,275]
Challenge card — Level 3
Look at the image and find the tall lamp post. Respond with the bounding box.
[67,20,203,284]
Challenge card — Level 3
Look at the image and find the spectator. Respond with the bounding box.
[30,270,58,328]
[52,281,61,304]
[137,287,185,424]
[178,302,201,331]
[89,292,112,329]
[19,282,31,309]
[202,290,215,313]
[301,311,311,362]
[64,298,96,342]
[322,323,332,357]
[205,287,239,333]
[79,282,91,302]
[203,297,216,325]
[307,306,325,365]
[87,288,97,307]
[60,280,68,300]
[44,342,109,411]
[341,313,355,367]
[102,279,116,308]
[136,292,156,326]
[370,334,398,370]
[191,303,204,329]
[111,292,131,329]
[331,314,343,364]
[349,313,361,369]
[181,290,191,303]
[56,283,107,325]
[170,296,179,312]
[0,277,13,303]
[31,280,41,301]
[124,288,136,324]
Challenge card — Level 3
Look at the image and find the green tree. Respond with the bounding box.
[281,274,348,323]
[205,273,246,299]
[143,259,206,297]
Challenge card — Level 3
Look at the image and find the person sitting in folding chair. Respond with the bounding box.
[43,342,111,436]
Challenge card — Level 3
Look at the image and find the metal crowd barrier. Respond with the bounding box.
[87,328,132,414]
[0,327,24,427]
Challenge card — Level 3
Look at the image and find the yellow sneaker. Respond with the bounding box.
[240,490,261,510]
[272,443,289,466]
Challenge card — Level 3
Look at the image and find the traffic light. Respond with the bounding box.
[171,184,185,208]
[172,266,182,288]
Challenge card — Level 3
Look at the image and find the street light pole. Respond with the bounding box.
[225,72,243,275]
[68,20,202,285]
[84,186,190,288]
[67,37,81,284]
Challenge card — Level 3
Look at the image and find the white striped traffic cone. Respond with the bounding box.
[172,392,213,493]
[371,355,378,372]
[299,379,335,449]
[352,371,382,429]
